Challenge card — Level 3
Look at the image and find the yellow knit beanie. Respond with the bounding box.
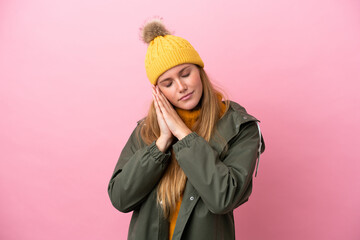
[140,18,204,85]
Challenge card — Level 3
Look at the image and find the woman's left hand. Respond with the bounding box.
[153,86,192,140]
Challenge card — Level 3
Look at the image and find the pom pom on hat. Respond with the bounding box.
[140,17,204,85]
[140,17,171,44]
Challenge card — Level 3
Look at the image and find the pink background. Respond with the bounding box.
[1,0,359,239]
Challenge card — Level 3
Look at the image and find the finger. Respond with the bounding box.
[156,86,172,112]
[156,89,175,116]
[152,89,158,104]
[152,85,158,96]
[152,93,163,115]
[156,96,172,123]
[155,92,167,114]
[155,86,165,107]
[159,91,173,110]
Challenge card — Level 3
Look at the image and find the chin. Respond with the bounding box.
[177,98,201,110]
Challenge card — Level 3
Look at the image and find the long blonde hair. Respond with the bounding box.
[138,66,229,218]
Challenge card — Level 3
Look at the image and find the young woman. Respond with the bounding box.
[107,18,266,240]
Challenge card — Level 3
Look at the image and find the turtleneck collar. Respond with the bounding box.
[174,93,226,130]
[175,105,201,129]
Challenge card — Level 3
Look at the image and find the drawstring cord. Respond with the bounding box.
[255,122,262,177]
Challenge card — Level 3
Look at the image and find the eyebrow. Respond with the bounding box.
[158,66,191,83]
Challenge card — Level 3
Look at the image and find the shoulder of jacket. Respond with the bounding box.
[228,101,265,153]
[136,117,146,126]
[227,100,260,124]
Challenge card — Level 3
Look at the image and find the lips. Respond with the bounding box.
[179,91,194,101]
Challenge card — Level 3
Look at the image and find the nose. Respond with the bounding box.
[176,79,187,92]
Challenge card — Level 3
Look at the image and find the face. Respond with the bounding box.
[157,63,203,110]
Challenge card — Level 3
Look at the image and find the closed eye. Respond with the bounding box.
[182,73,190,78]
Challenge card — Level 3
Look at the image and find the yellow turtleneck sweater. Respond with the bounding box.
[169,97,226,240]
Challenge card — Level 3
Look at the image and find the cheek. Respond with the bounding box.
[160,89,177,105]
[194,77,203,92]
[198,80,203,91]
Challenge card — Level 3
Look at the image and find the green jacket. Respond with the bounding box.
[108,101,265,240]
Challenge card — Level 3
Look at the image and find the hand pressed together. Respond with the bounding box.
[152,85,192,152]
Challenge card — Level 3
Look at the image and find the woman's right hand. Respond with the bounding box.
[152,86,173,152]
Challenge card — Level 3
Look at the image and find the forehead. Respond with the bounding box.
[158,63,193,79]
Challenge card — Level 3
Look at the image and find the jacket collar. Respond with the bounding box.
[209,101,260,153]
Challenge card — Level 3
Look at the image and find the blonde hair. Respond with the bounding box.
[138,66,229,218]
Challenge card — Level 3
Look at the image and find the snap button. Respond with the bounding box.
[243,116,248,120]
[190,196,194,201]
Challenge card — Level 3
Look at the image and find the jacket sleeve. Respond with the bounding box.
[107,123,171,213]
[172,120,264,214]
